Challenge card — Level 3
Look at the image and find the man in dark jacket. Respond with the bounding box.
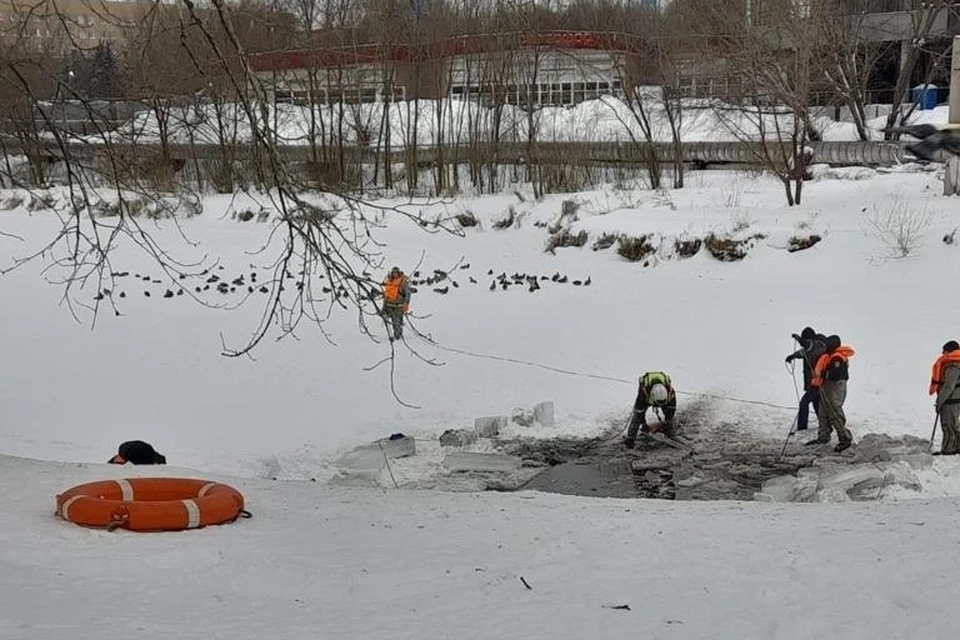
[785,327,827,431]
[623,371,677,448]
[108,440,167,465]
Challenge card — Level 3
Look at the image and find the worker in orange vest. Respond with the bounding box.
[807,335,855,452]
[929,340,960,455]
[381,266,411,341]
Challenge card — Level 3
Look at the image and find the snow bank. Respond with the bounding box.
[102,96,952,148]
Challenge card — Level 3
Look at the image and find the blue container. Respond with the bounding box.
[911,84,938,110]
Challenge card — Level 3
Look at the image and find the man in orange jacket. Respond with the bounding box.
[929,340,960,455]
[807,334,855,452]
[381,267,411,341]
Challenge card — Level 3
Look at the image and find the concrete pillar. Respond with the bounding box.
[900,39,912,80]
[950,36,960,125]
[945,37,960,196]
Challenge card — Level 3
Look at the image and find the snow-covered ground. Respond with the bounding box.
[2,164,960,638]
[109,95,953,147]
[6,454,960,640]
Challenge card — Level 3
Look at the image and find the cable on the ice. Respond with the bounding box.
[407,320,796,412]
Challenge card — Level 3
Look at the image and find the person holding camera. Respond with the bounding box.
[785,327,827,431]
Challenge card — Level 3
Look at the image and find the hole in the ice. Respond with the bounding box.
[498,408,932,502]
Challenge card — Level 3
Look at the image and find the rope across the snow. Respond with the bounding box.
[407,322,796,412]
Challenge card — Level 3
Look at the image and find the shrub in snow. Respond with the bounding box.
[26,192,56,212]
[546,199,580,234]
[719,179,745,209]
[617,234,655,262]
[787,234,821,252]
[178,194,204,218]
[864,196,932,258]
[492,206,516,230]
[91,196,156,219]
[674,238,702,258]
[537,164,593,195]
[0,193,24,210]
[730,209,753,233]
[87,199,119,217]
[545,229,588,254]
[289,205,336,225]
[591,233,617,251]
[455,210,478,228]
[141,200,178,220]
[704,233,765,262]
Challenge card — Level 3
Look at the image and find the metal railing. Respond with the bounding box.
[1,138,917,168]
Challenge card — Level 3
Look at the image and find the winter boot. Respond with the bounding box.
[622,437,635,449]
[834,441,852,453]
[805,438,830,446]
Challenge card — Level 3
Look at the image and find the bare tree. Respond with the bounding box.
[811,1,890,141]
[882,0,959,137]
[678,0,818,205]
[0,0,462,397]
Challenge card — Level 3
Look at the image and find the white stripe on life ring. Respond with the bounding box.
[60,495,83,520]
[116,479,134,502]
[182,499,201,529]
[198,482,218,497]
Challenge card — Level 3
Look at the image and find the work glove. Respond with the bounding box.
[791,333,801,341]
[785,354,796,363]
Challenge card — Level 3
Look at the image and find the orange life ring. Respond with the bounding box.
[55,478,247,532]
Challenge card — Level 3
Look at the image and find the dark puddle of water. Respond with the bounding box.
[504,428,816,501]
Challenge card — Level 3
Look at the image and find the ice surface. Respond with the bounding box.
[474,416,508,438]
[443,451,522,472]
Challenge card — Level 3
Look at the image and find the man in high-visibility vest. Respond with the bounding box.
[930,340,960,455]
[381,267,411,341]
[623,371,677,448]
[807,335,855,452]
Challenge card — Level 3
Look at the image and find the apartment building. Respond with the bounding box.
[0,0,152,52]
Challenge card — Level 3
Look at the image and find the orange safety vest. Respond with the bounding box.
[382,275,409,313]
[810,346,855,388]
[929,350,960,395]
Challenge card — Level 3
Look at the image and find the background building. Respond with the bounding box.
[250,32,659,106]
